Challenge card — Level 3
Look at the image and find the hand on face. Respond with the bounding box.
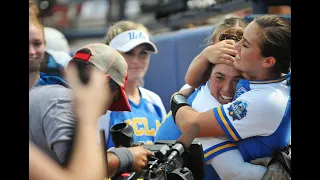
[128,146,152,173]
[201,39,237,66]
[66,64,109,123]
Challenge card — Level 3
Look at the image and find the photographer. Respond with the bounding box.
[29,43,152,179]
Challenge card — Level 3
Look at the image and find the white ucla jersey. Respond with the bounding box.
[187,82,238,162]
[214,72,291,161]
[159,82,238,161]
[99,87,167,148]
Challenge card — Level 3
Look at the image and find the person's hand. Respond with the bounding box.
[128,146,152,173]
[201,39,237,66]
[66,64,108,123]
[251,157,291,180]
[250,157,272,167]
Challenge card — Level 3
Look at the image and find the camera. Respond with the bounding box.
[110,123,205,180]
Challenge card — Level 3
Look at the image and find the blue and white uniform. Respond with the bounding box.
[155,82,266,180]
[100,87,167,149]
[215,72,291,162]
[156,72,290,179]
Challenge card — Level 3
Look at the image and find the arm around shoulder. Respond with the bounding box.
[185,53,212,88]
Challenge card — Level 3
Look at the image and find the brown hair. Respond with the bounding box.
[204,17,248,46]
[204,28,245,80]
[254,15,291,74]
[105,20,149,45]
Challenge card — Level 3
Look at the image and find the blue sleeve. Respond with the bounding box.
[154,112,182,142]
[106,132,115,149]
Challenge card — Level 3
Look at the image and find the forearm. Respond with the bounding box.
[106,152,120,177]
[175,105,224,137]
[175,106,199,134]
[68,122,105,180]
[210,150,266,180]
[29,143,72,180]
[185,53,211,88]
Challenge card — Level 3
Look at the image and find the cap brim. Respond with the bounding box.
[109,87,132,112]
[115,39,158,54]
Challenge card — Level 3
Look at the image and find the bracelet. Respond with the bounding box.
[170,93,190,123]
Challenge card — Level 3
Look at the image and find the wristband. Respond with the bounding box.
[171,93,190,123]
[109,147,134,173]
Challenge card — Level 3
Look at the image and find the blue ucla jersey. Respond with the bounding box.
[214,72,291,161]
[100,87,167,149]
[155,82,238,180]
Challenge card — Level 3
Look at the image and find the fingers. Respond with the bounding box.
[88,67,106,89]
[250,157,271,167]
[220,56,234,66]
[224,39,237,45]
[221,47,237,57]
[250,158,265,166]
[66,63,82,89]
[145,149,152,156]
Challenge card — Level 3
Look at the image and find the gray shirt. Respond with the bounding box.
[29,84,75,165]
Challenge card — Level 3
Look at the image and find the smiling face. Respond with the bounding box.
[119,44,150,83]
[209,64,242,104]
[29,21,45,73]
[234,21,267,79]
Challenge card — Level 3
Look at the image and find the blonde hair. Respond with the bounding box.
[29,0,39,19]
[29,16,45,38]
[105,20,149,45]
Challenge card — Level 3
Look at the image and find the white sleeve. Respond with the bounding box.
[139,87,167,121]
[213,89,290,141]
[179,84,192,91]
[195,137,238,162]
[158,100,167,121]
[208,149,266,180]
[152,96,167,121]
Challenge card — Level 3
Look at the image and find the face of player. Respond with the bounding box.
[234,21,265,79]
[29,23,45,73]
[119,44,150,84]
[209,64,242,104]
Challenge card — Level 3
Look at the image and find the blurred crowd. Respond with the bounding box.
[34,0,290,31]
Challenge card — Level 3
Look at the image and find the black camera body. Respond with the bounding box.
[146,140,205,180]
[110,123,205,180]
